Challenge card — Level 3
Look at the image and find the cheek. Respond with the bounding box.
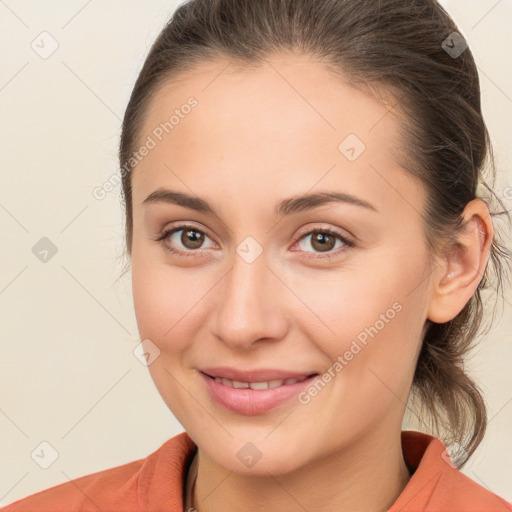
[131,257,198,352]
[131,260,200,420]
[293,251,426,380]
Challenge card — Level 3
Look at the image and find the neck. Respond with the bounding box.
[190,421,412,512]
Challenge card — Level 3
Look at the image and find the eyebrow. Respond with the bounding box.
[142,188,378,217]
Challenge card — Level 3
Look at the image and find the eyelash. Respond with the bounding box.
[153,224,356,260]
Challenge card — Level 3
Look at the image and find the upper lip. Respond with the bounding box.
[200,367,318,382]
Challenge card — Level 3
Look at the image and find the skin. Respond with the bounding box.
[129,52,493,512]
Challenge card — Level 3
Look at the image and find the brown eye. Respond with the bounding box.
[156,224,215,257]
[309,231,337,252]
[180,228,205,249]
[294,227,355,260]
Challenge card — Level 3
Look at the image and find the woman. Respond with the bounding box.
[4,0,511,510]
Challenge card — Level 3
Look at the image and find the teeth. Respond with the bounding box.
[213,375,309,389]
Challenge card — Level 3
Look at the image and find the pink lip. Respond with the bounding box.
[200,366,317,382]
[199,371,319,415]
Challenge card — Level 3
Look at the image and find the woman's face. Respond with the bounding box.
[130,53,434,474]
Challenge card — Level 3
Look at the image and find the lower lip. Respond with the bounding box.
[199,371,319,415]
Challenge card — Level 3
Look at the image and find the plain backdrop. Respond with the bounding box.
[0,0,511,506]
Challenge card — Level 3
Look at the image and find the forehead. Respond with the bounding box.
[140,52,400,142]
[131,52,421,217]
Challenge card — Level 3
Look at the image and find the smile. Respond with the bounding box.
[200,371,319,415]
[211,375,311,389]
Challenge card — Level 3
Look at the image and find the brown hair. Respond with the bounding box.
[118,0,511,468]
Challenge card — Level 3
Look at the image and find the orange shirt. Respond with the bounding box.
[2,430,510,511]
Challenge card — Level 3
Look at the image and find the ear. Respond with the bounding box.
[427,199,493,324]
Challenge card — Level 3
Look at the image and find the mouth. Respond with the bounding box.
[201,371,319,389]
[199,370,321,415]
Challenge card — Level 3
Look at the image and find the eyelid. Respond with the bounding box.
[294,223,355,244]
[157,221,213,240]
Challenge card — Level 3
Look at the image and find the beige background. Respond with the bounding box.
[0,0,511,506]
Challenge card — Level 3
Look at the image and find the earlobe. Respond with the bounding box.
[426,199,493,324]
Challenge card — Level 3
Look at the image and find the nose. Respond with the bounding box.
[212,251,289,351]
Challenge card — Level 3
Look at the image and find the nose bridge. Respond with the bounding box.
[213,246,287,348]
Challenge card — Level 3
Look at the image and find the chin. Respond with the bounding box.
[192,431,312,476]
